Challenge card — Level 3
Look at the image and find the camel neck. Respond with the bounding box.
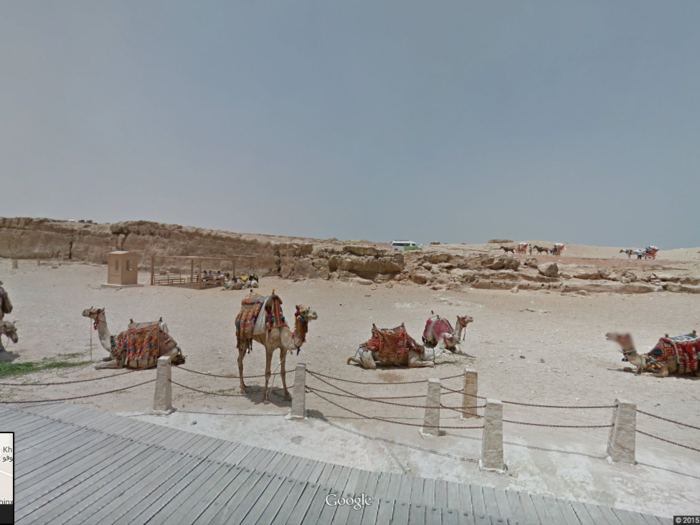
[293,317,308,348]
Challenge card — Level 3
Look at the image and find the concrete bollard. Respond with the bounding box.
[420,378,441,438]
[152,356,173,414]
[607,399,636,464]
[461,368,478,419]
[288,363,307,420]
[11,259,18,269]
[480,399,506,472]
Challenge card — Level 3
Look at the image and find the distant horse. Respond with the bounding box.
[619,249,635,259]
[500,246,515,254]
[532,245,549,255]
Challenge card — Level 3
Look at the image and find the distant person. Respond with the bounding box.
[636,250,643,260]
[0,280,12,321]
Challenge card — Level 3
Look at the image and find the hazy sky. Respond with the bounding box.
[2,2,699,248]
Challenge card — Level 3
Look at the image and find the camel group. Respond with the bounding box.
[224,274,259,290]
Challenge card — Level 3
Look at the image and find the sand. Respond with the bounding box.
[1,255,699,518]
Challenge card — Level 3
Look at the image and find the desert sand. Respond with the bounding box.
[1,249,699,518]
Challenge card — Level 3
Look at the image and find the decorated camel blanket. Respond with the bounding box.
[109,322,178,369]
[235,294,286,352]
[649,334,700,374]
[361,324,424,365]
[423,316,453,344]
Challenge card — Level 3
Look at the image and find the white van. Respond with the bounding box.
[391,240,421,251]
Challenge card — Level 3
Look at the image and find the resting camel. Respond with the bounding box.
[532,245,550,255]
[0,321,18,352]
[500,246,515,254]
[423,313,474,354]
[237,303,317,403]
[82,307,185,369]
[606,332,699,377]
[347,324,439,369]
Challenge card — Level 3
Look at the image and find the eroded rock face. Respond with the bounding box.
[538,263,559,278]
[524,257,538,268]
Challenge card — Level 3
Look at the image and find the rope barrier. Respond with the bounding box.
[308,370,464,385]
[503,419,613,429]
[636,430,700,453]
[0,370,135,387]
[2,379,155,404]
[177,366,292,379]
[441,385,486,399]
[308,388,484,430]
[442,385,615,409]
[172,381,292,397]
[637,410,700,431]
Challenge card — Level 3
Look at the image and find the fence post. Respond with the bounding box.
[152,356,173,414]
[420,378,441,438]
[480,399,506,472]
[606,399,636,464]
[11,259,18,269]
[288,363,307,420]
[462,368,478,419]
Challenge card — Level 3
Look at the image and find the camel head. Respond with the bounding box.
[605,332,636,353]
[457,315,474,328]
[82,307,106,329]
[295,304,318,322]
[170,346,186,365]
[1,321,18,344]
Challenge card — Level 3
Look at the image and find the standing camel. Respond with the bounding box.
[236,298,317,403]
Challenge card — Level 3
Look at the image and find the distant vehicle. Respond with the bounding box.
[391,240,422,251]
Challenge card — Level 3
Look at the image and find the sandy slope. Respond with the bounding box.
[1,258,699,518]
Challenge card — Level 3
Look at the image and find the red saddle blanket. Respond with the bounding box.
[650,334,700,374]
[235,294,286,351]
[109,322,177,369]
[361,324,424,365]
[423,317,453,344]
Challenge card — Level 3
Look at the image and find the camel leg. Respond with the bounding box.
[263,350,273,404]
[408,350,434,368]
[238,349,247,394]
[94,359,121,370]
[279,350,290,401]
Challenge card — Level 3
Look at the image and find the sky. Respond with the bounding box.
[1,1,699,248]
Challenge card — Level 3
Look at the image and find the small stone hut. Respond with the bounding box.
[107,251,139,285]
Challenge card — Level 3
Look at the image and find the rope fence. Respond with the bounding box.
[1,379,155,404]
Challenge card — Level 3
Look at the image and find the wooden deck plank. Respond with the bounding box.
[641,514,665,525]
[447,481,462,509]
[583,502,615,525]
[473,508,492,525]
[374,472,390,500]
[435,479,449,509]
[268,479,312,525]
[266,451,295,475]
[265,452,295,477]
[406,503,426,525]
[221,470,278,525]
[345,470,370,525]
[187,435,227,457]
[599,506,625,525]
[19,425,91,459]
[191,467,259,525]
[141,460,227,525]
[22,445,165,525]
[504,490,528,524]
[359,473,381,525]
[494,489,513,520]
[470,484,487,517]
[482,486,501,519]
[423,477,436,507]
[301,458,323,482]
[569,501,596,525]
[426,505,442,525]
[80,453,204,524]
[611,508,642,525]
[197,468,266,524]
[317,466,354,523]
[459,483,474,515]
[285,482,330,525]
[393,500,411,524]
[398,474,413,502]
[249,449,281,471]
[278,455,304,478]
[116,456,210,524]
[443,507,460,525]
[239,473,288,525]
[221,442,256,464]
[206,441,240,463]
[374,498,396,525]
[530,494,555,525]
[556,499,584,525]
[171,465,248,525]
[542,496,568,524]
[254,476,300,525]
[517,492,541,525]
[457,507,477,525]
[331,469,366,525]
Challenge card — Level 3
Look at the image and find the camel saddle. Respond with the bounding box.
[361,323,424,365]
[422,315,453,344]
[235,293,286,352]
[649,333,700,374]
[109,322,177,369]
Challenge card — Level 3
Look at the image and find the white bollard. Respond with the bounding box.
[480,399,506,472]
[152,356,173,414]
[288,363,307,420]
[11,259,18,269]
[607,399,636,464]
[420,378,441,438]
[462,368,478,419]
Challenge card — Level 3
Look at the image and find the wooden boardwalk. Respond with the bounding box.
[1,402,670,525]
